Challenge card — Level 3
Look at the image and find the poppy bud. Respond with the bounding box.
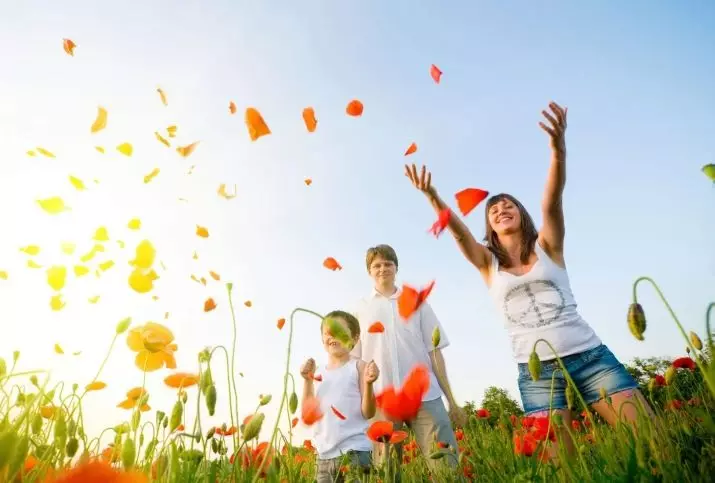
[115,317,132,334]
[30,375,38,387]
[242,412,265,442]
[139,433,145,447]
[664,366,676,385]
[71,383,78,394]
[155,411,165,427]
[163,416,168,429]
[206,385,217,416]
[627,303,646,341]
[206,427,216,440]
[551,411,562,425]
[565,384,575,410]
[122,438,136,470]
[200,368,213,395]
[432,327,440,348]
[211,439,219,454]
[31,414,42,435]
[170,401,183,432]
[144,439,157,460]
[54,412,67,446]
[12,351,19,363]
[226,282,233,292]
[181,391,188,404]
[428,450,446,459]
[686,347,691,354]
[131,411,141,431]
[528,351,541,382]
[65,437,79,458]
[289,392,298,414]
[259,394,272,406]
[689,332,703,351]
[647,379,656,392]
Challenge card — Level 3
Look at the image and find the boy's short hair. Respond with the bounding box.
[365,244,398,272]
[321,310,361,339]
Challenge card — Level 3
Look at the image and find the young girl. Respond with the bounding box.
[301,310,380,482]
[405,101,653,450]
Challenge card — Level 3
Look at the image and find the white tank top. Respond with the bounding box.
[312,358,372,459]
[487,242,601,363]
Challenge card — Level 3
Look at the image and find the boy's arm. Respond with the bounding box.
[302,378,314,403]
[358,360,377,419]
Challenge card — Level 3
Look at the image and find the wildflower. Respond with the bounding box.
[672,357,696,371]
[513,432,538,456]
[366,421,408,444]
[476,408,490,419]
[126,322,177,372]
[627,303,646,340]
[47,459,147,482]
[375,364,430,422]
[163,372,199,389]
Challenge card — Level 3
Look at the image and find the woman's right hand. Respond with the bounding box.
[300,358,316,380]
[405,163,436,197]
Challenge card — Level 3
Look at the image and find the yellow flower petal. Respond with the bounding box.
[50,294,65,311]
[36,147,56,158]
[74,265,89,277]
[126,329,144,352]
[20,245,41,256]
[54,343,64,354]
[117,143,133,157]
[130,240,155,269]
[27,150,37,157]
[176,142,199,158]
[68,175,86,191]
[90,106,108,133]
[157,87,168,106]
[85,381,106,391]
[218,184,237,199]
[93,227,109,241]
[166,125,177,137]
[117,399,135,410]
[27,260,43,269]
[0,271,7,280]
[99,260,114,271]
[61,242,76,255]
[37,197,69,215]
[128,268,156,293]
[88,295,100,304]
[143,168,160,184]
[95,146,105,154]
[46,265,67,291]
[155,132,170,147]
[135,351,165,372]
[127,218,141,230]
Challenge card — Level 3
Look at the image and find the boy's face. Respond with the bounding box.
[322,317,356,356]
[369,255,396,287]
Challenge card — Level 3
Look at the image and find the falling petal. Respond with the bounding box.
[209,271,220,281]
[164,312,170,319]
[74,265,89,277]
[46,266,67,291]
[200,277,207,286]
[36,147,56,158]
[157,87,168,106]
[191,274,201,284]
[88,295,100,304]
[204,298,217,312]
[37,197,70,215]
[331,406,347,420]
[27,150,37,157]
[244,300,252,308]
[72,351,81,356]
[128,268,157,293]
[95,146,105,154]
[90,106,108,133]
[117,240,124,248]
[19,245,41,256]
[176,142,199,157]
[404,142,418,156]
[50,294,65,311]
[430,64,442,84]
[93,227,109,241]
[127,218,141,230]
[129,240,155,269]
[229,101,237,114]
[303,107,317,132]
[187,165,195,175]
[245,108,271,141]
[702,163,715,182]
[368,321,385,333]
[61,242,75,255]
[117,143,133,156]
[155,132,170,147]
[152,295,159,301]
[69,175,86,191]
[218,184,237,199]
[277,318,285,330]
[0,271,7,280]
[196,226,209,238]
[27,260,43,269]
[62,38,76,56]
[192,251,198,260]
[144,168,160,184]
[345,100,364,117]
[167,125,177,138]
[455,188,489,216]
[99,260,114,271]
[54,344,64,354]
[304,178,312,186]
[428,208,451,238]
[323,257,342,271]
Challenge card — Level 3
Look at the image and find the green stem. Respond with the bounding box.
[226,283,241,437]
[633,277,715,396]
[252,307,324,483]
[706,302,714,352]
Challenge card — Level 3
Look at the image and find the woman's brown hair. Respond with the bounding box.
[483,193,538,269]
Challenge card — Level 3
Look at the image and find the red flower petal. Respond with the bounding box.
[430,64,442,84]
[331,405,347,420]
[368,321,385,333]
[455,188,489,216]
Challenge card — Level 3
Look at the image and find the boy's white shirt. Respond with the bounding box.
[350,285,449,402]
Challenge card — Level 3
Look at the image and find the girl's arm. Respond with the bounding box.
[358,360,378,419]
[538,102,568,263]
[405,164,492,284]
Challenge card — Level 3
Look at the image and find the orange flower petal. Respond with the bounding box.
[404,142,417,156]
[164,372,199,389]
[196,225,209,238]
[85,381,107,392]
[229,101,237,114]
[430,64,442,84]
[177,142,200,158]
[204,297,217,312]
[245,107,271,141]
[62,38,76,56]
[277,318,286,330]
[323,257,342,271]
[244,300,252,308]
[304,178,312,186]
[302,107,317,132]
[209,271,220,281]
[345,100,364,117]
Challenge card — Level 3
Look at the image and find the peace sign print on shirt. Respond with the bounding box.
[502,279,566,329]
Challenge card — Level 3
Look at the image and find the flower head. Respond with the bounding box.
[126,322,177,372]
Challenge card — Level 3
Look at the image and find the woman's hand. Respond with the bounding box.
[539,102,568,158]
[404,163,436,197]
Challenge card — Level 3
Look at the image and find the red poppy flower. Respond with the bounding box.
[672,357,696,371]
[531,417,556,442]
[513,432,538,456]
[375,364,430,422]
[366,420,408,444]
[654,374,666,386]
[476,408,490,419]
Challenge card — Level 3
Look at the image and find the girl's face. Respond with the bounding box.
[488,198,521,235]
[321,317,356,356]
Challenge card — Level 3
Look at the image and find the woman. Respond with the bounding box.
[405,101,653,450]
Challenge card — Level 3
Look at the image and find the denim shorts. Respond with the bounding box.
[517,344,638,415]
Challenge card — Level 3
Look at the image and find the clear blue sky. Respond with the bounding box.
[0,0,713,447]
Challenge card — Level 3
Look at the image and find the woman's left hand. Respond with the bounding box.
[539,101,568,156]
